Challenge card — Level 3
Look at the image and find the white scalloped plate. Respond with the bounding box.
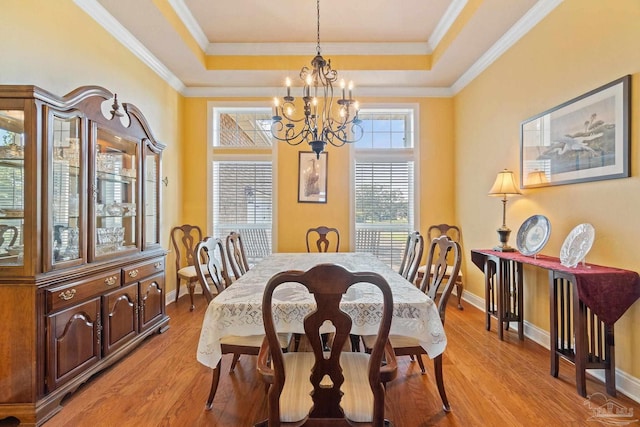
[560,223,595,268]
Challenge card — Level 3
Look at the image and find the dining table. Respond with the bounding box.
[196,252,447,369]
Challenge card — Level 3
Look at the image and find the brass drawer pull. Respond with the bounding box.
[154,262,162,269]
[128,269,139,278]
[59,289,76,301]
[105,276,118,286]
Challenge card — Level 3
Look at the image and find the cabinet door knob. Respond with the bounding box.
[59,289,77,301]
[105,276,118,286]
[154,262,162,269]
[128,269,139,278]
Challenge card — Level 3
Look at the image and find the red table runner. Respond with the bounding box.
[471,250,640,325]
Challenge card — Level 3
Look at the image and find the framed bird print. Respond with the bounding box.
[520,75,630,188]
[298,151,328,203]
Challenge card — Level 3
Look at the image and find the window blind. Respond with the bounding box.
[213,161,272,265]
[355,161,415,269]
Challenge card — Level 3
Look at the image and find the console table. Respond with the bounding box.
[471,249,640,397]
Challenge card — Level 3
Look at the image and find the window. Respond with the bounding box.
[354,108,417,270]
[211,106,273,266]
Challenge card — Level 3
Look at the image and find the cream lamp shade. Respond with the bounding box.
[488,169,522,197]
[488,169,522,252]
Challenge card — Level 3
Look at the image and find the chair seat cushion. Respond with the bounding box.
[221,333,291,349]
[417,264,463,280]
[279,352,374,423]
[361,334,419,350]
[177,265,199,280]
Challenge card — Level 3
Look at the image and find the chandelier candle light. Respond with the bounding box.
[271,0,363,158]
[488,169,522,252]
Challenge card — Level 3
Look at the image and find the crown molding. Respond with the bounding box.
[76,0,562,99]
[206,42,430,56]
[168,0,209,51]
[451,0,563,94]
[74,0,185,93]
[182,86,453,98]
[427,0,468,51]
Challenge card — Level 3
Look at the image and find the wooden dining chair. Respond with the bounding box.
[398,230,424,284]
[415,223,465,310]
[193,236,231,301]
[170,224,204,311]
[305,225,340,252]
[300,225,341,351]
[362,235,461,412]
[255,264,397,427]
[194,236,291,410]
[226,231,250,280]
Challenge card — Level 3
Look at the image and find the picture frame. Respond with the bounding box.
[520,75,630,188]
[298,151,328,203]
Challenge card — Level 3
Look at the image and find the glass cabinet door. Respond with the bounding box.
[93,128,138,259]
[50,114,82,266]
[0,109,25,267]
[143,145,160,248]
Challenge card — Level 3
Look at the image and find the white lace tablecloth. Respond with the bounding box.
[196,252,446,368]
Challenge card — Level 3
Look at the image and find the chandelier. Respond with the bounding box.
[271,0,363,158]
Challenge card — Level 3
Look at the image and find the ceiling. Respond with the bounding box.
[76,0,561,97]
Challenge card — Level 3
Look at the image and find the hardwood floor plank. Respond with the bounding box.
[1,294,637,427]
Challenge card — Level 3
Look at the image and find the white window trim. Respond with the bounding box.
[206,101,278,250]
[349,103,420,251]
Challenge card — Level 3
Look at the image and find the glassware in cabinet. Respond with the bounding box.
[93,128,138,259]
[143,144,160,248]
[0,109,25,266]
[50,114,83,266]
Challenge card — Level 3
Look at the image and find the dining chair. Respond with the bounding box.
[255,263,397,427]
[362,235,461,412]
[226,231,250,280]
[305,225,340,252]
[397,230,424,284]
[300,225,341,351]
[415,223,465,310]
[194,236,291,410]
[193,236,231,301]
[170,224,204,311]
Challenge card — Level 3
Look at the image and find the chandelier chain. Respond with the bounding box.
[316,0,321,55]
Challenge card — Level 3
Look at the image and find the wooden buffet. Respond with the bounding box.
[0,86,169,426]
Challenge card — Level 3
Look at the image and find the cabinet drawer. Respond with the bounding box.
[46,270,121,313]
[122,257,164,284]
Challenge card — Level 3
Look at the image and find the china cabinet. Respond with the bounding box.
[0,85,169,426]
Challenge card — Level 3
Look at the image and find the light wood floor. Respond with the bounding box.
[6,296,638,427]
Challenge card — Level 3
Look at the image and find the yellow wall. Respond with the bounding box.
[1,0,183,291]
[181,96,455,253]
[455,0,640,377]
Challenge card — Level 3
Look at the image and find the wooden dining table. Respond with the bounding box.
[196,252,447,369]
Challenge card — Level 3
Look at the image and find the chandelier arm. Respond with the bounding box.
[324,122,364,146]
[270,121,309,146]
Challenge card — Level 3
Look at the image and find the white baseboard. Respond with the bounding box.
[460,293,640,404]
[165,285,204,306]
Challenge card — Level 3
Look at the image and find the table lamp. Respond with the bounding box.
[488,169,522,252]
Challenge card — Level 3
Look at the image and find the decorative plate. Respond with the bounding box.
[516,215,551,256]
[560,223,595,268]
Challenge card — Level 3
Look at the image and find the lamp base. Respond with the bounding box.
[494,227,516,252]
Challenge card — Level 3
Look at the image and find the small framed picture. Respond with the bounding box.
[520,75,630,188]
[298,151,328,203]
